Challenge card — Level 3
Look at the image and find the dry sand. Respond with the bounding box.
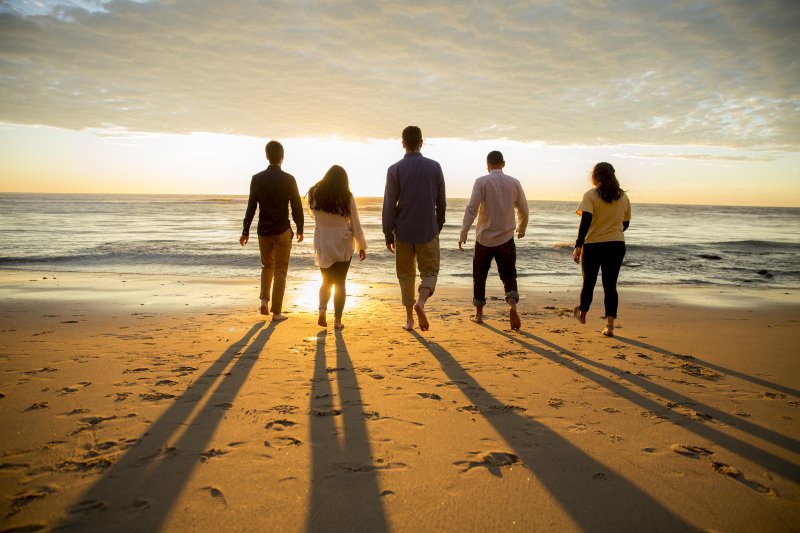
[1,270,799,532]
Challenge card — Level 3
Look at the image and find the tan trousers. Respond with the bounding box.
[258,229,293,313]
[395,236,440,307]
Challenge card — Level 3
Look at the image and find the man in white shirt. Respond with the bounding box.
[458,151,529,330]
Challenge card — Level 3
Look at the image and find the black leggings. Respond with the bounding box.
[580,242,626,318]
[319,259,351,319]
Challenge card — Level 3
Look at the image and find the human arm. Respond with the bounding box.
[623,194,631,232]
[435,164,447,234]
[458,179,482,250]
[573,212,593,263]
[241,177,257,245]
[516,181,529,239]
[289,177,304,242]
[382,167,398,247]
[349,195,368,259]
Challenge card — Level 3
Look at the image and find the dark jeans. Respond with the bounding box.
[319,259,352,319]
[473,238,519,307]
[580,241,626,318]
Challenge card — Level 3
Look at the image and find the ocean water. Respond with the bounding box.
[1,193,799,290]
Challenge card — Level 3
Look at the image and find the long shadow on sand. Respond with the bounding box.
[306,329,388,532]
[409,330,693,532]
[58,320,275,532]
[481,324,800,484]
[614,334,800,398]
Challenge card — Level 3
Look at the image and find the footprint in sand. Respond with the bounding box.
[8,486,57,516]
[25,401,49,411]
[312,408,342,417]
[670,443,714,457]
[68,499,108,515]
[710,461,777,496]
[417,392,442,400]
[548,398,565,408]
[200,486,227,506]
[199,449,228,462]
[58,382,91,394]
[139,392,177,401]
[453,451,521,477]
[272,436,303,447]
[265,419,297,430]
[171,366,198,376]
[138,446,177,463]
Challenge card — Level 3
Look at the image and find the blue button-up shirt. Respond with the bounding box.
[382,152,446,244]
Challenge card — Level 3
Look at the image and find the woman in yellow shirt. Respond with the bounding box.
[572,162,631,337]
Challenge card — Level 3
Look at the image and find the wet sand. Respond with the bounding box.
[1,270,799,532]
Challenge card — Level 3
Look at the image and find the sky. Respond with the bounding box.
[0,0,798,205]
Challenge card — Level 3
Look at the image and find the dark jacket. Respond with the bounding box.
[242,165,304,237]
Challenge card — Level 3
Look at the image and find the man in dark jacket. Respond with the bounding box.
[240,140,304,321]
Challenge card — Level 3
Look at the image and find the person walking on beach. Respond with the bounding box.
[572,162,631,337]
[308,165,367,330]
[459,150,528,330]
[382,125,446,331]
[240,140,304,321]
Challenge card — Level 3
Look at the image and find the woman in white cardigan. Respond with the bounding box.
[308,165,367,329]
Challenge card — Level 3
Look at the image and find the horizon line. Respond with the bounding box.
[0,191,797,210]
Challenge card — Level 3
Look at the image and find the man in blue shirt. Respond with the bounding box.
[382,126,446,331]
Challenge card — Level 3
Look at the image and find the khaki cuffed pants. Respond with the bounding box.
[258,228,293,314]
[395,236,440,307]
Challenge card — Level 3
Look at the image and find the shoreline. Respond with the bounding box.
[1,268,798,531]
[2,268,798,311]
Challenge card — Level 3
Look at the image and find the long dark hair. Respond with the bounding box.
[307,165,352,217]
[592,162,624,203]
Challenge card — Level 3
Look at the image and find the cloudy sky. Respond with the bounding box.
[1,0,798,205]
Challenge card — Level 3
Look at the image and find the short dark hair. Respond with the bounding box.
[402,126,423,151]
[265,141,284,164]
[487,151,504,166]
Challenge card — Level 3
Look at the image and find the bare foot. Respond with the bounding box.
[334,321,344,330]
[317,312,327,327]
[573,306,586,324]
[271,314,288,322]
[402,319,414,331]
[414,303,429,331]
[602,327,614,337]
[259,304,269,315]
[510,308,521,330]
[470,315,483,324]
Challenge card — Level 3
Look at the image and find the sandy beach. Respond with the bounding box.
[1,269,798,532]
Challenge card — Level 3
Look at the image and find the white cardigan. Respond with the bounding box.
[311,195,367,269]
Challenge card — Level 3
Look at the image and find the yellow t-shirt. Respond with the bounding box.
[576,189,631,243]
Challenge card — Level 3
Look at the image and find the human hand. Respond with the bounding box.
[458,240,465,251]
[517,231,525,239]
[239,235,249,246]
[572,247,582,264]
[297,233,304,243]
[359,250,366,261]
[386,242,395,254]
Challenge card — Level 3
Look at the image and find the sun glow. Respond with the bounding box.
[288,274,369,317]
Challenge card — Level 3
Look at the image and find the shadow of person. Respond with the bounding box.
[480,323,800,484]
[58,320,275,532]
[614,334,800,398]
[409,330,692,531]
[306,329,388,533]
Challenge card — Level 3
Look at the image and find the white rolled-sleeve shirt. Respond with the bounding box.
[460,169,529,247]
